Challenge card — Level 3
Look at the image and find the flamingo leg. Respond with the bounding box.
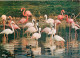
[27,32,28,38]
[36,40,38,48]
[67,40,69,52]
[14,30,15,40]
[29,33,30,37]
[23,27,24,37]
[19,32,20,38]
[17,31,18,38]
[75,29,77,40]
[61,41,64,48]
[69,23,71,42]
[7,35,8,43]
[3,20,6,44]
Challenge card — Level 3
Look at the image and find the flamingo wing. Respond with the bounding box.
[0,29,13,34]
[31,33,41,39]
[54,35,65,42]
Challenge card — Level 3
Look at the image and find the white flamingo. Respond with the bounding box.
[23,19,35,28]
[0,21,14,42]
[71,22,80,39]
[51,23,65,48]
[44,14,54,24]
[41,27,51,34]
[31,28,41,47]
[25,23,39,37]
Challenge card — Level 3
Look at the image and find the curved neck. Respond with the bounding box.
[39,29,41,34]
[61,10,63,15]
[11,24,14,32]
[26,16,28,22]
[45,15,47,20]
[22,8,26,16]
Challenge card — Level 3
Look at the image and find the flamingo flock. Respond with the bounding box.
[0,8,80,56]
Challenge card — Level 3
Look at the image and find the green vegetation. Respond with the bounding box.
[0,1,79,18]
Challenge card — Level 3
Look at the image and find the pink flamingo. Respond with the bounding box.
[57,10,65,20]
[19,8,32,36]
[1,15,7,44]
[55,20,61,25]
[20,8,32,23]
[65,15,75,40]
[8,16,20,40]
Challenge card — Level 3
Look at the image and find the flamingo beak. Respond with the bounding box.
[64,11,65,13]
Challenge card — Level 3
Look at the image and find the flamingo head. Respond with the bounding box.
[21,8,25,11]
[44,14,47,17]
[65,15,68,17]
[1,15,6,20]
[61,10,65,13]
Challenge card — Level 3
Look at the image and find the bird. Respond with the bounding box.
[25,23,39,37]
[41,27,51,34]
[71,22,80,40]
[44,14,54,24]
[19,17,27,36]
[31,28,41,47]
[21,8,32,23]
[19,17,27,24]
[65,15,75,39]
[8,16,20,39]
[65,15,74,24]
[23,19,35,28]
[53,35,65,48]
[1,15,7,43]
[0,21,14,43]
[71,22,80,30]
[55,20,61,25]
[57,10,65,20]
[50,23,65,48]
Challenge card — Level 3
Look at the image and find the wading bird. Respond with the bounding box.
[31,28,41,48]
[0,21,14,43]
[57,10,65,20]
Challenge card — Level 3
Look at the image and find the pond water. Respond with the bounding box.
[0,22,80,58]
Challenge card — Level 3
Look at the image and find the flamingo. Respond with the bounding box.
[1,15,7,43]
[71,22,80,40]
[41,27,51,34]
[65,15,75,40]
[57,10,65,20]
[44,14,54,24]
[51,23,65,48]
[8,16,20,39]
[53,35,65,48]
[65,15,74,24]
[24,23,39,37]
[23,19,35,28]
[55,20,61,25]
[21,8,32,22]
[31,28,41,48]
[0,21,14,43]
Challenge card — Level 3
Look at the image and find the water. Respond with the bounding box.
[0,22,80,58]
